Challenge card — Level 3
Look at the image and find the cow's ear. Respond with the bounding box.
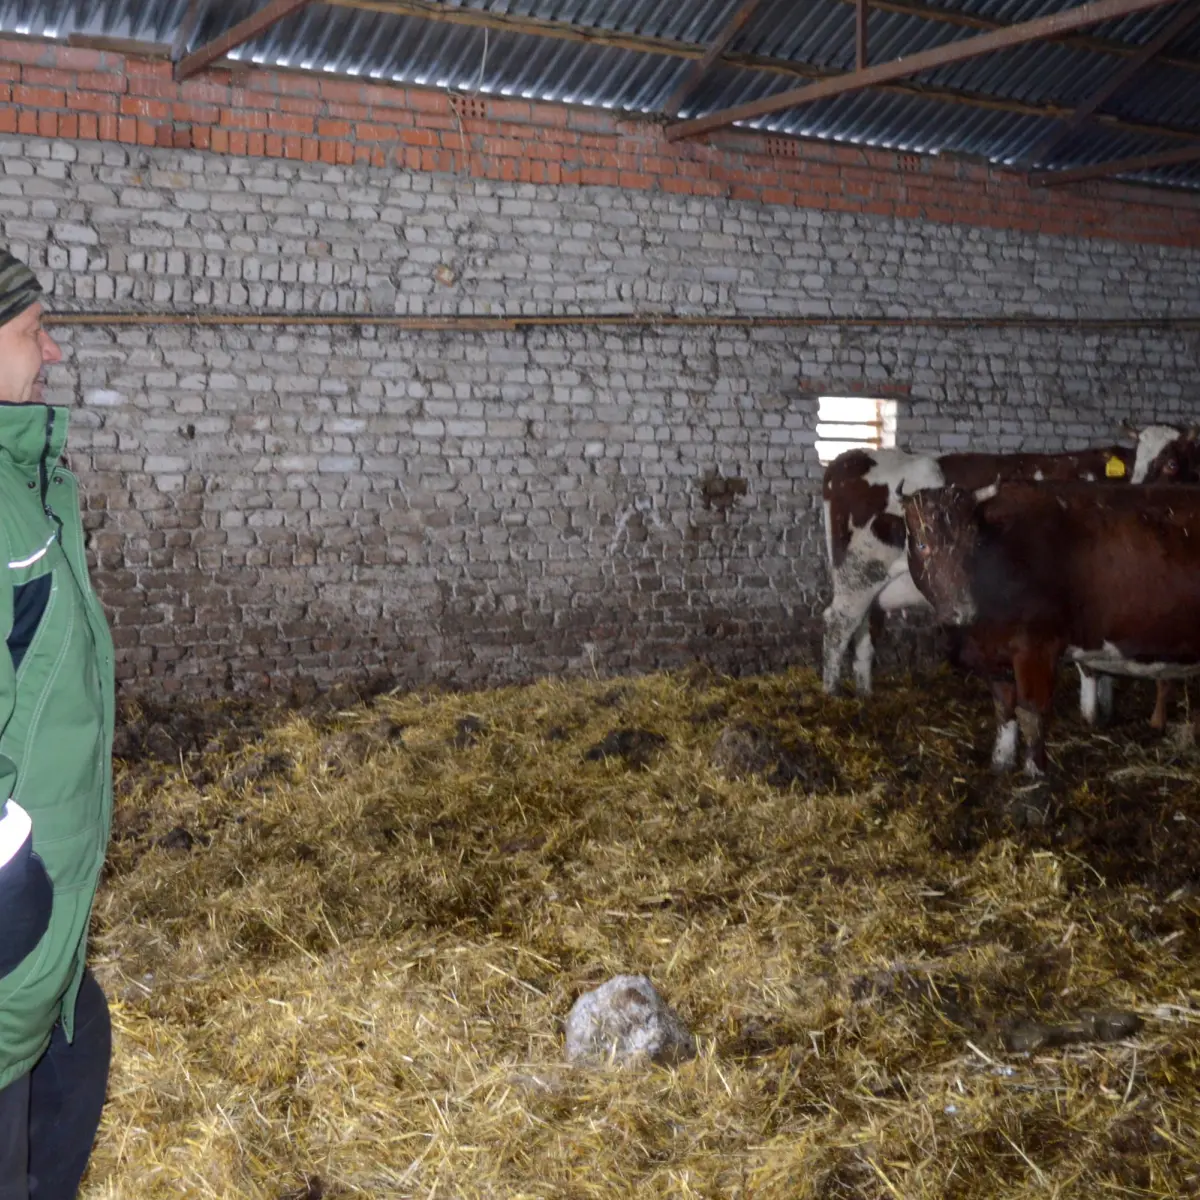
[1121,419,1140,441]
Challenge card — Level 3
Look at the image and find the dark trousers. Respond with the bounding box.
[0,971,111,1200]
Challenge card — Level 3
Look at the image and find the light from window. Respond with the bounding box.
[815,395,897,465]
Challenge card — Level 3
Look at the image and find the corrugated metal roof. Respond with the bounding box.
[0,0,1197,190]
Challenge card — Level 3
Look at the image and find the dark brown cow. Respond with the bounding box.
[902,481,1200,776]
[821,425,1200,721]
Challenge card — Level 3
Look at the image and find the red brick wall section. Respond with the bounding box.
[1,36,1198,249]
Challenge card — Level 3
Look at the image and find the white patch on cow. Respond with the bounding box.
[951,597,978,624]
[1084,473,1095,481]
[852,624,874,693]
[973,483,999,502]
[1033,469,1044,481]
[1068,642,1200,681]
[823,450,946,693]
[1078,668,1099,725]
[992,720,1018,770]
[1130,425,1181,483]
[822,498,834,572]
[1078,668,1114,724]
[865,451,945,507]
[877,570,931,612]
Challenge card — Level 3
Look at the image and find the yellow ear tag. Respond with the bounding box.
[1106,456,1126,478]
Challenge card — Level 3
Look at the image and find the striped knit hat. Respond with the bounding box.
[0,250,43,328]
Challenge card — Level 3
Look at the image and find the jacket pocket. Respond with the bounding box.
[8,574,51,674]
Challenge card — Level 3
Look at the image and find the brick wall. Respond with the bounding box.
[2,37,1200,697]
[2,37,1200,246]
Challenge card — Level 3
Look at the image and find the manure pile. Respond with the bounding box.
[84,666,1199,1199]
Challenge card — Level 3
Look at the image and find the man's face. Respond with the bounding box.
[0,303,62,405]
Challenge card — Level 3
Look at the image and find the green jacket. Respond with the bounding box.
[0,403,114,1090]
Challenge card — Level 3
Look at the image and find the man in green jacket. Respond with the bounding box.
[0,249,116,1200]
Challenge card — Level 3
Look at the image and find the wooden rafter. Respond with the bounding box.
[663,0,762,118]
[1021,0,1200,167]
[174,0,314,81]
[856,0,869,71]
[67,34,172,56]
[1029,141,1200,185]
[665,0,1185,141]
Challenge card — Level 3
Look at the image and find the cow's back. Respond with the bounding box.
[940,446,1133,491]
[822,448,944,569]
[975,483,1200,653]
[823,444,1135,573]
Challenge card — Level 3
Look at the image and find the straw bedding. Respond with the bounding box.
[80,665,1199,1198]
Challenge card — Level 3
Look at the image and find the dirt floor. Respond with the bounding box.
[80,663,1199,1198]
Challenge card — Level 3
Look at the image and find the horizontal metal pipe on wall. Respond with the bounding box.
[40,312,1200,331]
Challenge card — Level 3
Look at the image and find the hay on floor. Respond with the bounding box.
[82,666,1200,1198]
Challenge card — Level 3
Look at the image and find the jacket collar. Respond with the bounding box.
[0,404,69,467]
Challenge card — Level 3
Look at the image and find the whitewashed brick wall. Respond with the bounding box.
[3,136,1198,694]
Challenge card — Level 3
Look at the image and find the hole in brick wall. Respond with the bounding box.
[765,136,802,159]
[449,95,488,122]
[897,153,921,173]
[816,396,898,466]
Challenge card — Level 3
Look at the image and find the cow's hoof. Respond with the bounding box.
[1003,784,1051,829]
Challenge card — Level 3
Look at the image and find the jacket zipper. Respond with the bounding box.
[40,408,62,537]
[35,410,113,1040]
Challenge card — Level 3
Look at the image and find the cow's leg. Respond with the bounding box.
[822,604,850,694]
[851,604,885,694]
[1077,667,1114,727]
[991,679,1019,771]
[822,586,880,695]
[1078,666,1099,726]
[849,622,873,695]
[1150,680,1172,731]
[1013,647,1060,778]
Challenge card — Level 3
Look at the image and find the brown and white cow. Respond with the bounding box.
[820,425,1198,717]
[902,480,1200,776]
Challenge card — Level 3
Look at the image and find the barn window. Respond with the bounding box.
[815,395,898,464]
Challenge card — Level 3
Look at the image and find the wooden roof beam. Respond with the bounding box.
[666,0,1185,141]
[663,0,762,118]
[1022,0,1200,166]
[1029,140,1200,184]
[857,0,869,70]
[174,0,314,81]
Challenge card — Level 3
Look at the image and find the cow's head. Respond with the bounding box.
[901,485,980,625]
[1125,423,1200,484]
